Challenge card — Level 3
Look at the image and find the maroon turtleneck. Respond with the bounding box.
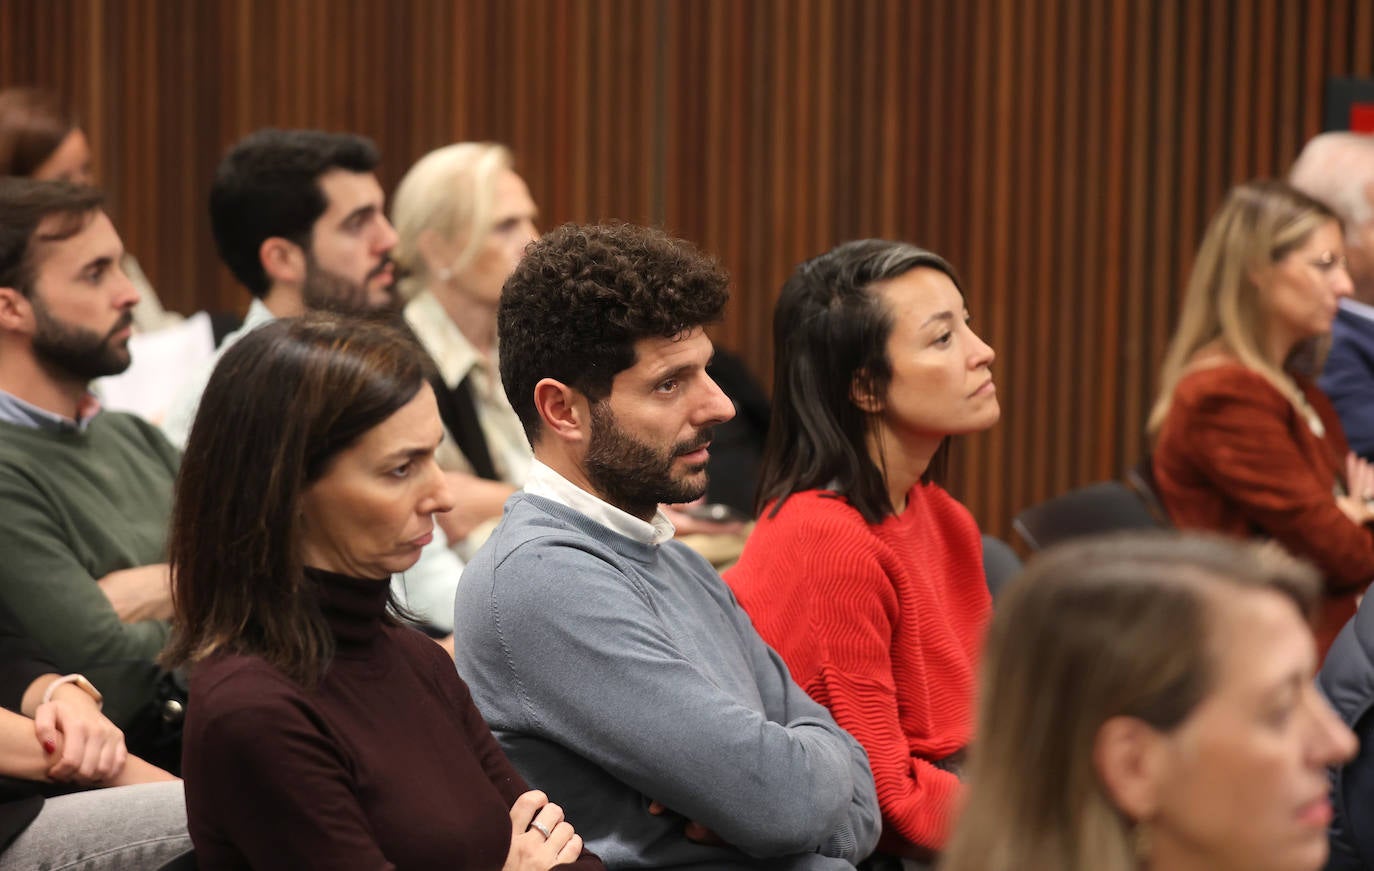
[182,567,603,870]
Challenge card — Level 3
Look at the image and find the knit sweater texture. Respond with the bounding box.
[183,567,604,871]
[726,486,989,852]
[454,492,881,870]
[0,413,177,727]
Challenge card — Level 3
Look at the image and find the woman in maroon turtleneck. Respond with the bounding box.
[162,314,602,871]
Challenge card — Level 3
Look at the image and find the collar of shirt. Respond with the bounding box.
[0,386,101,433]
[1341,297,1374,325]
[523,458,676,546]
[404,290,490,390]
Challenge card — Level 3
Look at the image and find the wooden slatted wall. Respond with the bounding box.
[3,0,1373,537]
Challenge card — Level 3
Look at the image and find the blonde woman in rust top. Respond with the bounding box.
[1150,180,1371,657]
[164,314,601,871]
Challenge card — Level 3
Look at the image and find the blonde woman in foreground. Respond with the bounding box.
[941,531,1355,871]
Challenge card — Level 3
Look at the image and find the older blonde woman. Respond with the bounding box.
[391,143,539,553]
[1149,180,1371,655]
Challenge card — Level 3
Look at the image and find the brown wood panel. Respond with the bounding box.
[3,0,1373,538]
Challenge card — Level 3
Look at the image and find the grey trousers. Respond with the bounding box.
[1,781,190,870]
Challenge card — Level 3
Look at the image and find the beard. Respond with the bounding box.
[583,400,712,520]
[30,298,133,381]
[301,252,398,315]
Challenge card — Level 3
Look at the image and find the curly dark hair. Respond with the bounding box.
[208,128,380,298]
[499,222,729,441]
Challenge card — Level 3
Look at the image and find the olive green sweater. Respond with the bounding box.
[0,413,178,728]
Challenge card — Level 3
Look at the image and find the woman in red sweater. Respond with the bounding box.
[725,240,999,867]
[1149,181,1371,657]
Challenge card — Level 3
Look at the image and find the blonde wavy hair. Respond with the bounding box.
[940,531,1319,871]
[1147,180,1341,435]
[389,142,514,301]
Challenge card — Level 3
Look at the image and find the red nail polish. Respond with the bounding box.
[42,739,55,754]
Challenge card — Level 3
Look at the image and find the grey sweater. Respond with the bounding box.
[454,493,880,869]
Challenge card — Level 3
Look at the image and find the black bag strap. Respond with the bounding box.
[431,372,499,481]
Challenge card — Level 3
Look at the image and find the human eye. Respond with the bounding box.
[83,262,110,284]
[933,331,954,347]
[388,460,413,479]
[654,378,680,394]
[1310,252,1346,271]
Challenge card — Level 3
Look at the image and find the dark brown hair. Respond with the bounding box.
[0,88,77,178]
[0,177,103,296]
[162,312,429,686]
[757,239,961,523]
[499,222,729,442]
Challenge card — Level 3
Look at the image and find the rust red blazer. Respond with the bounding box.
[1154,362,1374,656]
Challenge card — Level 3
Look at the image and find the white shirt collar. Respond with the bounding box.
[1340,297,1374,324]
[523,458,676,546]
[403,290,487,389]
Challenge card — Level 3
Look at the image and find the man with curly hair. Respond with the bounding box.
[453,222,880,870]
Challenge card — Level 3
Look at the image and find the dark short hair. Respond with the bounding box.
[0,87,77,177]
[757,239,960,523]
[208,128,381,298]
[0,177,104,297]
[162,312,428,686]
[499,222,729,441]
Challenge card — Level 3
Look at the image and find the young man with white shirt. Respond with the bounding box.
[162,129,465,640]
[453,222,880,870]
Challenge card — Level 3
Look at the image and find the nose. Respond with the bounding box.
[968,324,996,369]
[422,461,456,516]
[376,214,400,255]
[1333,263,1356,299]
[1307,689,1358,768]
[697,373,737,427]
[114,261,141,310]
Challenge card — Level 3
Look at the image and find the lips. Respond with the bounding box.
[1296,794,1333,828]
[970,379,996,398]
[407,529,434,549]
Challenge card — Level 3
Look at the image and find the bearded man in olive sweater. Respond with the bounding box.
[0,179,178,744]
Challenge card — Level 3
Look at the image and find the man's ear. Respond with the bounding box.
[1094,715,1170,822]
[260,236,306,288]
[0,286,33,333]
[850,369,884,414]
[533,378,590,444]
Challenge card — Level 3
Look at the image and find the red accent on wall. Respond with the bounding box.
[1353,104,1374,133]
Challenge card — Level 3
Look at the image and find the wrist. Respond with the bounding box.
[41,674,102,711]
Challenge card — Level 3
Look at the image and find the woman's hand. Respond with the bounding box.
[1339,453,1374,527]
[503,790,584,870]
[35,685,128,784]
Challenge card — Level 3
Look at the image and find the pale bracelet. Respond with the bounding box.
[41,673,103,710]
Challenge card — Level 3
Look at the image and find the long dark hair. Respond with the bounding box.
[161,312,428,686]
[756,239,960,523]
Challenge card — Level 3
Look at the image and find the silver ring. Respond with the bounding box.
[531,820,552,840]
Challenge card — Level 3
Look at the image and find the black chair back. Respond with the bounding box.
[1125,455,1172,526]
[1013,481,1165,551]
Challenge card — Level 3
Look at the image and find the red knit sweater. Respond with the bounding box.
[725,485,991,853]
